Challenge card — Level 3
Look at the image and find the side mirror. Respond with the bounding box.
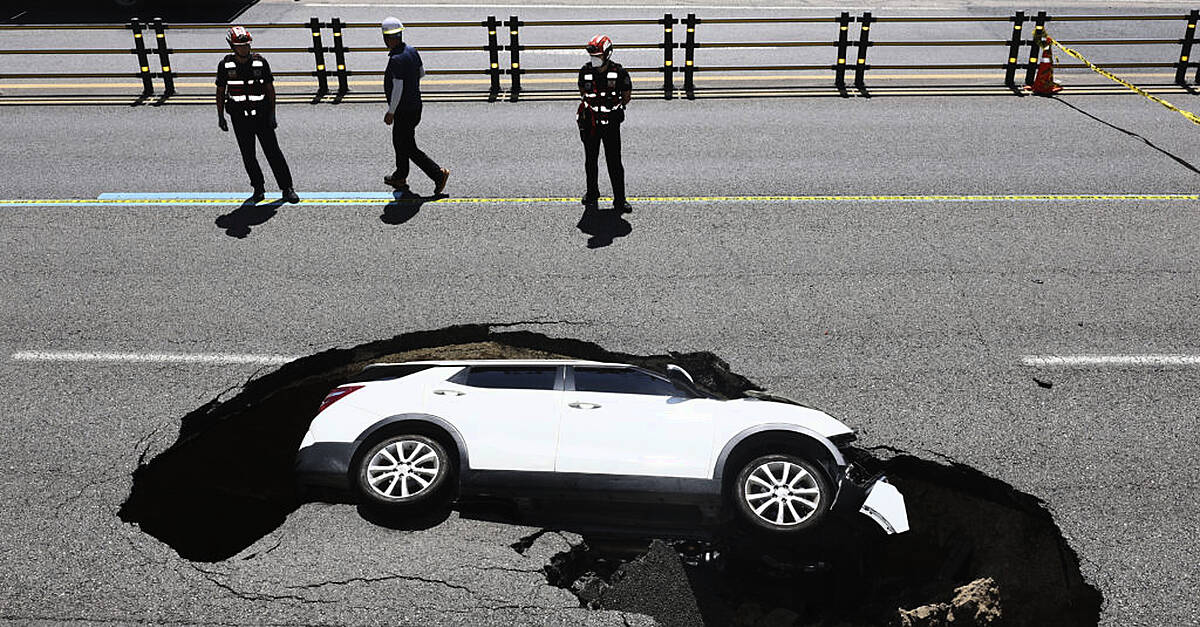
[666,363,694,384]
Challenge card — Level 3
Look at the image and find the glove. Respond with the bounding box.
[218,116,228,132]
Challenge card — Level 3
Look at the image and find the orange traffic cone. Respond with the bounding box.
[1025,37,1063,95]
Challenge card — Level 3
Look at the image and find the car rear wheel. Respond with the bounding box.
[733,454,831,534]
[356,434,451,508]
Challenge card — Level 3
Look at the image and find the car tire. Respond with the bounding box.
[356,434,452,508]
[732,453,832,534]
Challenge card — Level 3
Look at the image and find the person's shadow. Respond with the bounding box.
[576,205,632,248]
[215,197,285,239]
[381,189,444,225]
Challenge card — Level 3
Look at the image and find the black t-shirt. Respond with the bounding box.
[215,53,273,110]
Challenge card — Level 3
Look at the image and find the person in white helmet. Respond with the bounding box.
[215,26,299,204]
[380,17,450,196]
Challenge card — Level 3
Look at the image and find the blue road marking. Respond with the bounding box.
[97,192,400,200]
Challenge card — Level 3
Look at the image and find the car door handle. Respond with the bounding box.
[433,389,465,396]
[568,402,601,409]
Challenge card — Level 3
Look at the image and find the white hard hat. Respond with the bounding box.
[382,17,404,35]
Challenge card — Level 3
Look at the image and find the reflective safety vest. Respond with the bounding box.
[577,62,629,130]
[221,54,269,115]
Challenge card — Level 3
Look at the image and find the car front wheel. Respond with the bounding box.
[356,434,451,508]
[733,454,831,534]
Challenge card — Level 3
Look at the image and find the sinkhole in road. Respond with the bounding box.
[118,324,1100,626]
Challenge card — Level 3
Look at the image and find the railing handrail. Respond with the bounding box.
[0,10,1196,102]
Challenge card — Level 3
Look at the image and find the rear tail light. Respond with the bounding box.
[317,385,364,413]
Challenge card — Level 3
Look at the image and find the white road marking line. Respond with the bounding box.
[11,351,299,365]
[1021,355,1200,368]
[304,3,957,9]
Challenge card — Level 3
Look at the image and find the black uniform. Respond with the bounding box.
[216,53,293,192]
[384,43,442,185]
[577,61,633,206]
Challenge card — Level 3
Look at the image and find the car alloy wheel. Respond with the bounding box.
[358,435,449,505]
[733,454,830,533]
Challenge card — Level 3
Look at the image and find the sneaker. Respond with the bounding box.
[282,188,300,204]
[613,200,632,213]
[433,168,451,195]
[248,188,266,203]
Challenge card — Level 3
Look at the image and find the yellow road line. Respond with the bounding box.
[0,72,1182,90]
[10,85,1192,106]
[2,194,1198,207]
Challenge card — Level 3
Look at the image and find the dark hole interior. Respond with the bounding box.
[118,324,1101,626]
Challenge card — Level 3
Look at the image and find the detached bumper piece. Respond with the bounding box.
[858,479,909,534]
[832,463,910,534]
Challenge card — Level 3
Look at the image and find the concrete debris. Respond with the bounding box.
[599,540,705,627]
[895,578,1002,627]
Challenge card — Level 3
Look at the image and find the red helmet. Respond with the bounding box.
[585,34,612,58]
[226,26,253,45]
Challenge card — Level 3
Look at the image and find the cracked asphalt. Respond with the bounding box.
[2,0,1199,624]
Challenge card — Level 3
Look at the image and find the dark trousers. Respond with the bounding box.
[392,107,442,183]
[231,111,293,191]
[581,123,625,203]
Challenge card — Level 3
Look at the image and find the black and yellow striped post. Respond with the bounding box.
[662,13,675,100]
[507,15,522,102]
[129,18,154,96]
[330,17,349,94]
[1024,11,1048,87]
[1176,9,1197,85]
[485,16,501,100]
[853,12,873,89]
[151,18,174,96]
[683,13,697,99]
[834,11,851,88]
[308,17,329,95]
[1005,10,1026,88]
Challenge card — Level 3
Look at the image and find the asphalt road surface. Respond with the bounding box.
[1,0,1199,625]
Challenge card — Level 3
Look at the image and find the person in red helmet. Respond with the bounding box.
[578,34,633,213]
[215,26,299,204]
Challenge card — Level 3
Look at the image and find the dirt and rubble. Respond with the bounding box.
[119,324,1101,626]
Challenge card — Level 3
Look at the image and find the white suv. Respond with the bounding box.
[295,360,908,535]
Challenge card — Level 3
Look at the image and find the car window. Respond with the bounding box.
[574,367,693,397]
[455,366,558,391]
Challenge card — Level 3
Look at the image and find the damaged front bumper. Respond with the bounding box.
[832,464,910,534]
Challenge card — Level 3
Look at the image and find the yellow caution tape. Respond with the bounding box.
[1048,36,1200,127]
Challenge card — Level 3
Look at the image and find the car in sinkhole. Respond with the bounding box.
[295,360,908,535]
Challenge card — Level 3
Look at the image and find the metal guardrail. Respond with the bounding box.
[0,10,1197,101]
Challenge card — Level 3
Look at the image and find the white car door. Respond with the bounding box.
[423,365,562,472]
[556,367,714,478]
